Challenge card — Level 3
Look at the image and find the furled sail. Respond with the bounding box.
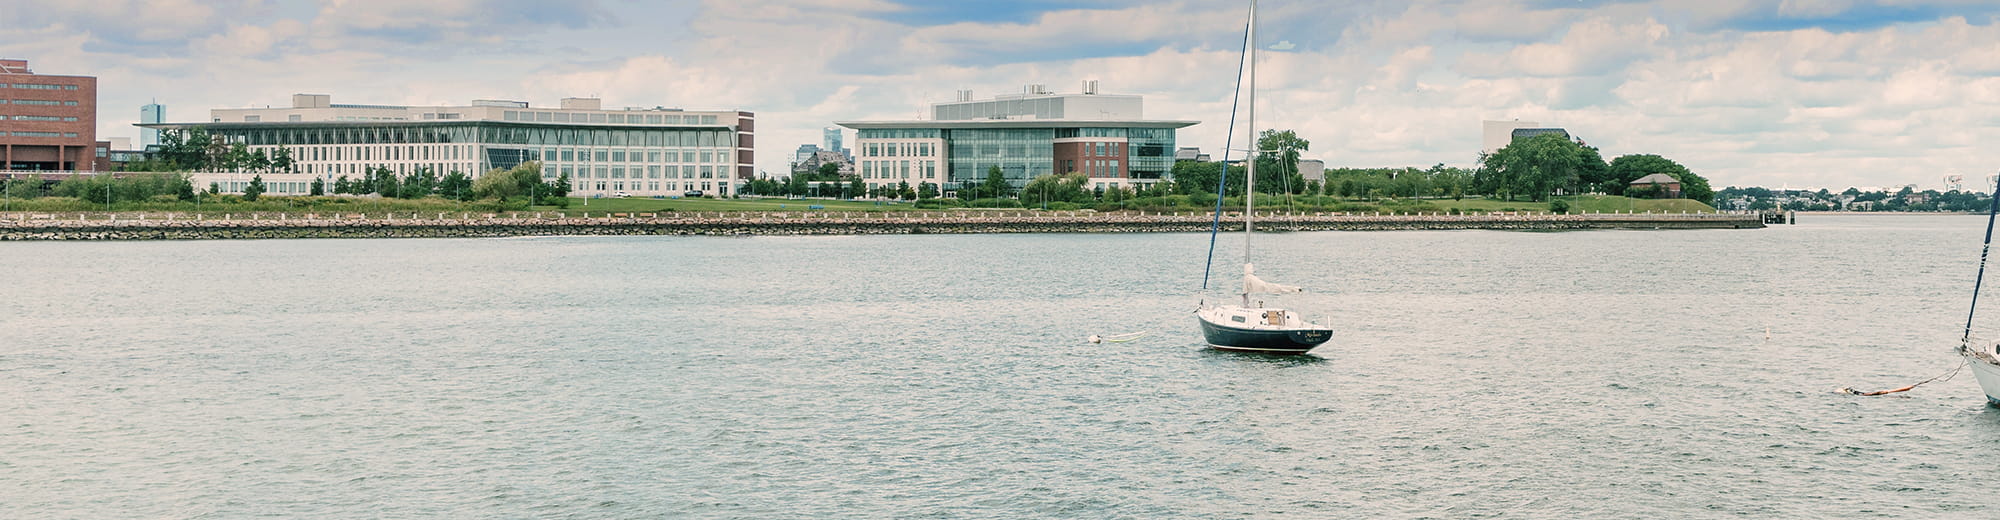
[1242,263,1303,294]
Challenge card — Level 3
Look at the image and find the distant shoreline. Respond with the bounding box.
[1794,211,1978,215]
[0,211,1765,241]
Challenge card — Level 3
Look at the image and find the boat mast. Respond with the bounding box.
[1243,0,1257,268]
[1965,172,2000,345]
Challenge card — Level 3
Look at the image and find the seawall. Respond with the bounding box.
[0,211,1764,241]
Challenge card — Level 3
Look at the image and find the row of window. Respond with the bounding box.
[282,145,731,165]
[553,165,720,180]
[589,181,716,193]
[215,125,734,148]
[859,160,938,180]
[8,115,79,122]
[5,84,79,90]
[503,111,722,125]
[862,141,935,158]
[3,99,78,106]
[5,131,78,137]
[534,148,729,164]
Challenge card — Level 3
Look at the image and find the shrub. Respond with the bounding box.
[1549,199,1571,214]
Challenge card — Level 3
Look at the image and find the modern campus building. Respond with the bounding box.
[0,59,99,172]
[145,94,754,197]
[1481,119,1574,155]
[837,83,1196,194]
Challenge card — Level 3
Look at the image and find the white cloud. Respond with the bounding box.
[10,0,2000,190]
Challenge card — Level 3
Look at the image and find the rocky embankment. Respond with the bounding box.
[0,210,1764,240]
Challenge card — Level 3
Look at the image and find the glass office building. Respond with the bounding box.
[838,90,1195,193]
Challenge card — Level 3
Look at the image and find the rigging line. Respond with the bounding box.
[1965,171,2000,345]
[1201,6,1254,291]
[1841,359,1967,396]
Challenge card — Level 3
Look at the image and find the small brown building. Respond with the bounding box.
[1629,173,1683,198]
[1,59,98,171]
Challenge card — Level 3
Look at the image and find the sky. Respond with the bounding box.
[4,0,2000,191]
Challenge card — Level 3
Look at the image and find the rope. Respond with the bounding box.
[1840,359,1967,396]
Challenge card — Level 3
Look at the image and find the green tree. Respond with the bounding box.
[242,174,265,201]
[816,162,841,180]
[1576,145,1611,193]
[249,148,272,173]
[310,176,325,196]
[224,142,251,172]
[897,180,916,200]
[438,171,473,201]
[373,167,399,198]
[273,145,296,173]
[401,167,438,199]
[784,174,808,196]
[1478,133,1583,201]
[982,166,1012,199]
[847,175,864,199]
[1255,129,1309,195]
[333,175,351,194]
[1607,154,1712,204]
[1020,173,1093,207]
[918,181,939,200]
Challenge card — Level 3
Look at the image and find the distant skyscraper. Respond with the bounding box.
[140,103,164,148]
[823,127,842,156]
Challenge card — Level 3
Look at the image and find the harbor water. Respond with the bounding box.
[4,214,1999,518]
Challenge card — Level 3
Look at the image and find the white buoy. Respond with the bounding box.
[1087,335,1103,344]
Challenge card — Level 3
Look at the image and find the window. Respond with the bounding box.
[612,150,625,162]
[244,115,260,122]
[288,115,302,122]
[504,110,519,121]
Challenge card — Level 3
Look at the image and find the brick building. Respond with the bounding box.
[1,59,98,171]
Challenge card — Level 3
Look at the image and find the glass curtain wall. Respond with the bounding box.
[942,128,1053,188]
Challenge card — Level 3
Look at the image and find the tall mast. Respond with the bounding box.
[1966,172,2000,345]
[1243,0,1257,267]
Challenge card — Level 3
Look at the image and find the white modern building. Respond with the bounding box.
[144,94,755,197]
[837,82,1196,194]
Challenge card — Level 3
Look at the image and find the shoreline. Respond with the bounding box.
[0,211,1764,240]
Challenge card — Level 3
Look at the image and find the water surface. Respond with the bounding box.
[4,214,1997,518]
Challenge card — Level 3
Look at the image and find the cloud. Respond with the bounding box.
[12,0,2000,190]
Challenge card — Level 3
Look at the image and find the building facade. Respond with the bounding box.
[140,103,163,148]
[837,85,1195,194]
[146,94,754,197]
[1,59,97,171]
[822,126,846,159]
[1481,120,1540,155]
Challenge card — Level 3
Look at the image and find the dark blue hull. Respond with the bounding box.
[1198,317,1332,354]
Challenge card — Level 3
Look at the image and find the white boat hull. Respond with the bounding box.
[1963,346,2000,406]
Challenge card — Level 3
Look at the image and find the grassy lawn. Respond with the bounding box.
[533,196,918,213]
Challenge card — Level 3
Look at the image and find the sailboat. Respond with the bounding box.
[1194,0,1335,355]
[1957,174,2000,405]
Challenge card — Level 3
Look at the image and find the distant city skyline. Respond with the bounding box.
[5,0,1999,190]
